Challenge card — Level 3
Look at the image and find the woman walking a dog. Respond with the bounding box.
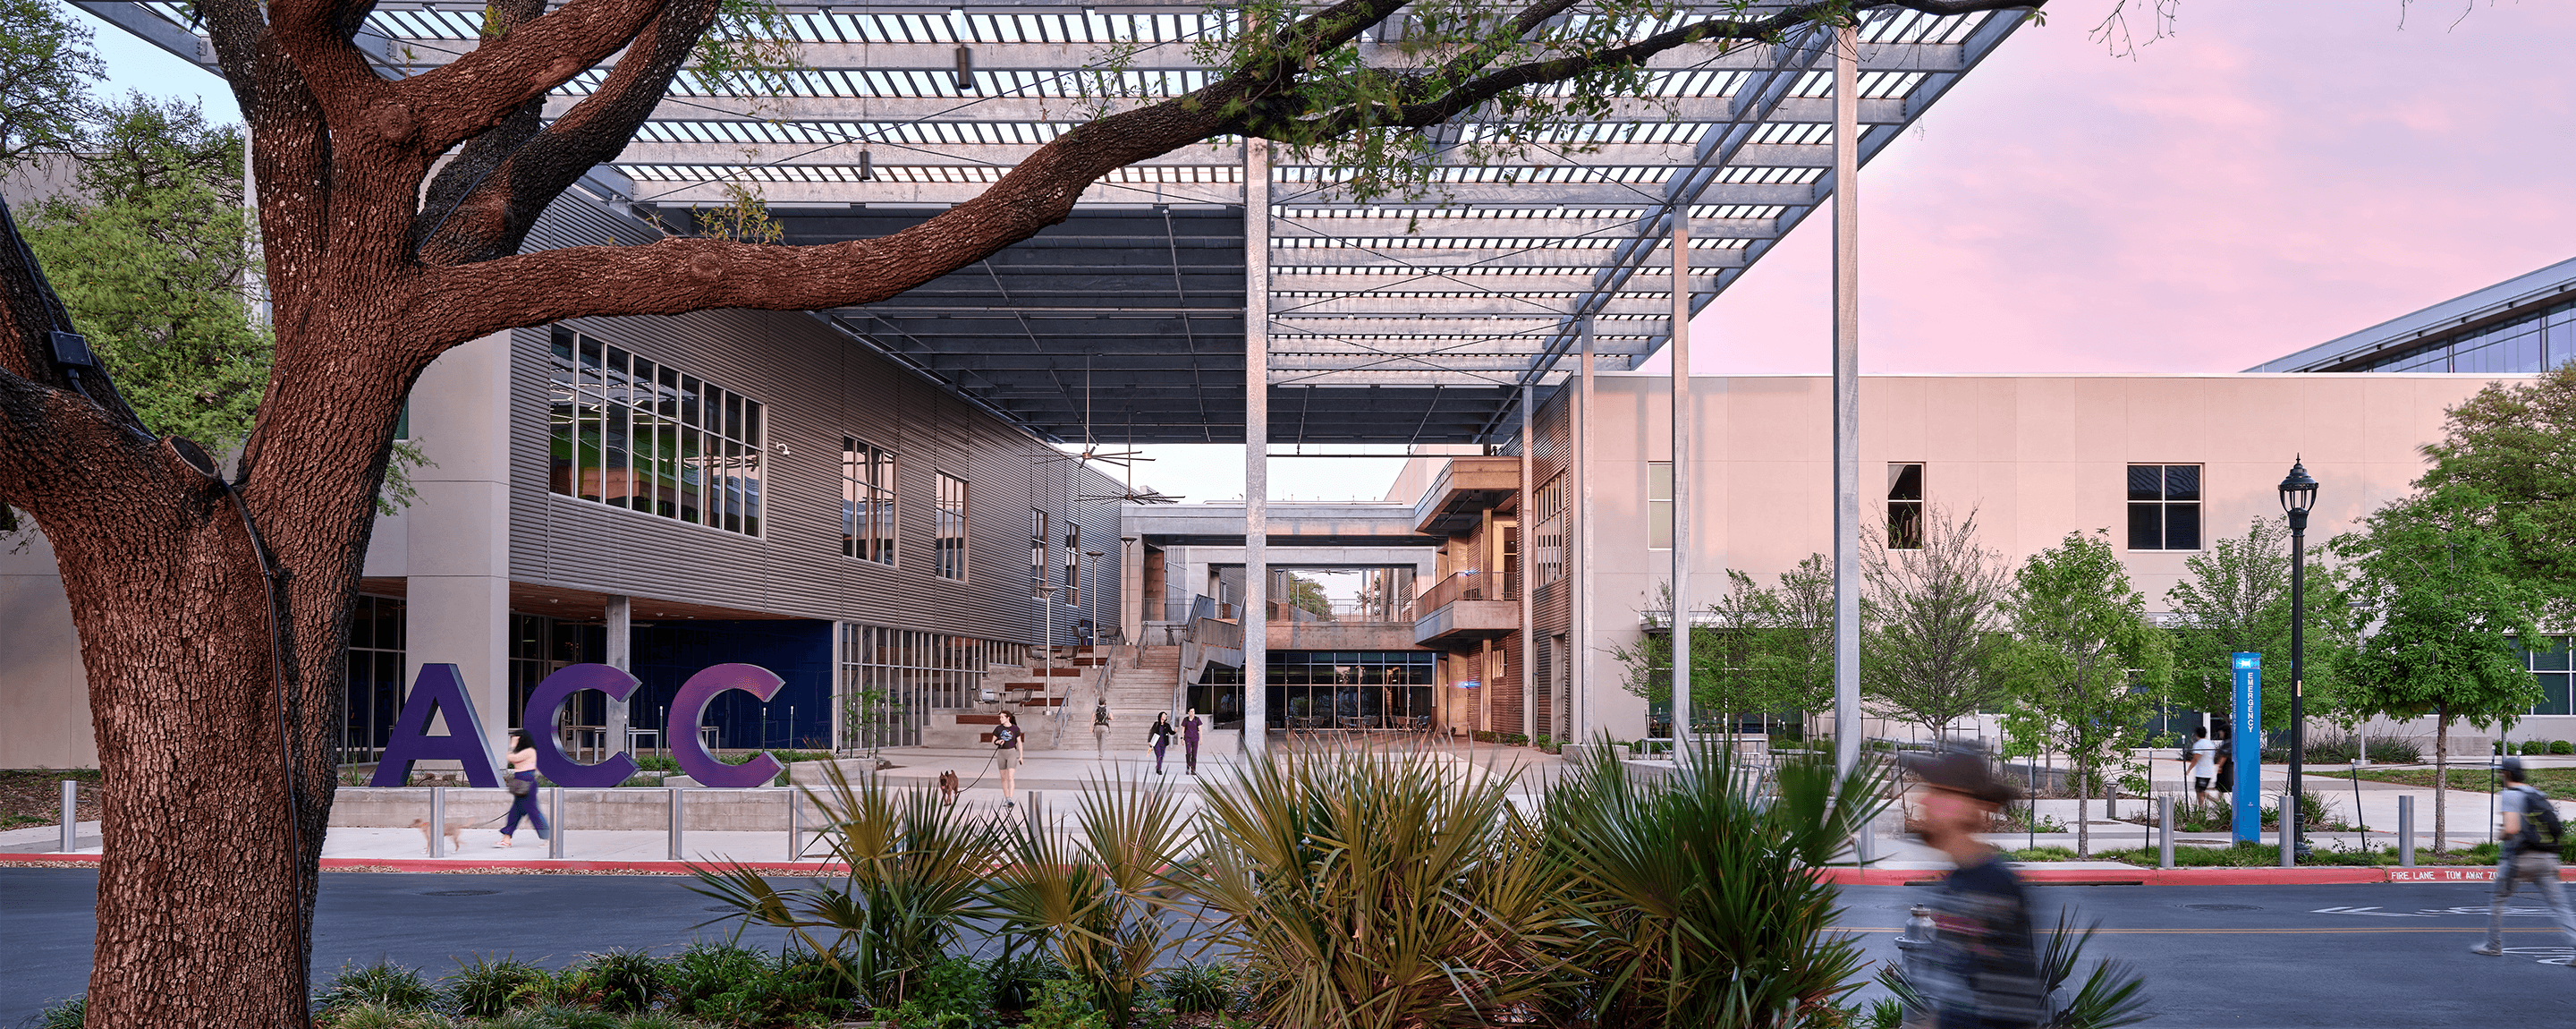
[994,710,1025,808]
[496,731,547,847]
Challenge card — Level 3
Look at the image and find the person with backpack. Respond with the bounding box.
[2472,756,2576,959]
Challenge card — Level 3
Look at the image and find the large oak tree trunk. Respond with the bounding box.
[4,197,410,1017]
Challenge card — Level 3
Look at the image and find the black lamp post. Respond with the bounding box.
[2278,459,2319,860]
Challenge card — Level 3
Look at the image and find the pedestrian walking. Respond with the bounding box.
[1182,707,1203,775]
[2471,756,2576,959]
[1093,701,1113,757]
[2184,727,2220,807]
[1899,746,2046,1029]
[496,732,547,847]
[994,710,1025,808]
[1148,712,1176,774]
[2213,736,2234,804]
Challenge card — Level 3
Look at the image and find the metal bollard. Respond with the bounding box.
[668,787,685,862]
[2279,793,2294,867]
[2159,795,2174,870]
[2399,795,2415,867]
[59,779,78,854]
[549,787,565,859]
[430,787,446,859]
[786,787,801,862]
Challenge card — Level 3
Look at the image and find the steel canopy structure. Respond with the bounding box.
[83,0,2023,445]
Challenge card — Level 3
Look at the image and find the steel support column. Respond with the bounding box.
[605,594,631,761]
[1242,138,1269,758]
[1576,320,1595,744]
[1832,23,1864,793]
[1520,382,1535,741]
[1669,217,1691,765]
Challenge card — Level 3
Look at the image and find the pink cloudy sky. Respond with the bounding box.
[1690,0,2576,376]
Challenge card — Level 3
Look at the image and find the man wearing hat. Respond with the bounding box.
[1900,747,2046,1028]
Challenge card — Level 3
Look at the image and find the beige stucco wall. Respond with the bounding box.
[1580,371,2521,743]
[0,531,98,768]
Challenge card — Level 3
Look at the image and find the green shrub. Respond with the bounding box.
[664,941,769,1014]
[446,954,547,1016]
[27,997,84,1029]
[2555,741,2573,756]
[987,947,1066,1013]
[562,948,667,1014]
[321,1001,453,1029]
[317,958,440,1012]
[2303,733,2421,765]
[634,754,681,773]
[879,956,992,1028]
[1022,980,1108,1029]
[670,946,851,1026]
[2521,740,2551,756]
[1150,961,1237,1015]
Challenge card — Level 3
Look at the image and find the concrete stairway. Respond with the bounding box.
[1082,646,1181,751]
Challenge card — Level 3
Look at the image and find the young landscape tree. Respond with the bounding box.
[2330,485,2544,854]
[0,0,2037,1018]
[1997,529,2173,858]
[2414,362,2576,625]
[1860,506,2012,745]
[2162,515,2358,744]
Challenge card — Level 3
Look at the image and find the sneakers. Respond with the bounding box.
[1002,798,1015,809]
[2470,944,2504,957]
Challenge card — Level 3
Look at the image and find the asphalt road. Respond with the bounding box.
[8,870,2575,1025]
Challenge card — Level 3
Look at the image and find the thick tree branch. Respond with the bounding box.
[392,0,675,157]
[416,0,723,265]
[411,0,548,252]
[1246,0,2034,142]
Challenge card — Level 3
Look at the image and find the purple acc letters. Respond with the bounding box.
[368,661,786,788]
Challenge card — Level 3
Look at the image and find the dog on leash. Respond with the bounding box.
[937,770,961,806]
[410,818,465,855]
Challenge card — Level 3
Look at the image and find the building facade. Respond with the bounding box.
[0,196,1128,769]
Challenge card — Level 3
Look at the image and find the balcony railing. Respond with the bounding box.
[1416,569,1512,614]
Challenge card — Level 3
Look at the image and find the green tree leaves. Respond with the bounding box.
[1860,506,2013,744]
[1998,530,2172,858]
[2162,515,2359,732]
[22,95,268,448]
[0,0,100,166]
[2416,362,2576,625]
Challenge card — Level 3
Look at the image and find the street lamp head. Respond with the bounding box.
[2277,457,2319,515]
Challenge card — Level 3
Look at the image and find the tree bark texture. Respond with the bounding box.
[0,0,2044,1021]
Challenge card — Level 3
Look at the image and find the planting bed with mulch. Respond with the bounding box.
[0,769,102,830]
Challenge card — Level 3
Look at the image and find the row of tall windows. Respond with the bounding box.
[1647,461,2204,552]
[1532,472,1568,586]
[342,595,407,764]
[553,331,987,581]
[2361,302,2576,374]
[548,327,766,535]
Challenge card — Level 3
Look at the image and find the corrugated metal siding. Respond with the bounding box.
[505,199,1123,646]
[1530,385,1573,738]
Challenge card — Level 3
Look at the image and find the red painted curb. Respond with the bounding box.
[1,853,848,876]
[1815,865,2576,886]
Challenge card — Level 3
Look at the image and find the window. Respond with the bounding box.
[842,625,1027,748]
[2528,637,2573,716]
[1064,526,1081,605]
[935,472,968,580]
[548,327,764,535]
[1887,463,1924,549]
[2126,464,2201,550]
[1532,472,1568,585]
[343,595,406,764]
[1648,461,1673,549]
[842,438,896,565]
[1030,509,1051,594]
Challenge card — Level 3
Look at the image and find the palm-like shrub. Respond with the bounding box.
[986,774,1194,1029]
[445,954,547,1016]
[690,761,1000,1006]
[1180,741,1565,1029]
[1538,741,1885,1027]
[315,958,442,1012]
